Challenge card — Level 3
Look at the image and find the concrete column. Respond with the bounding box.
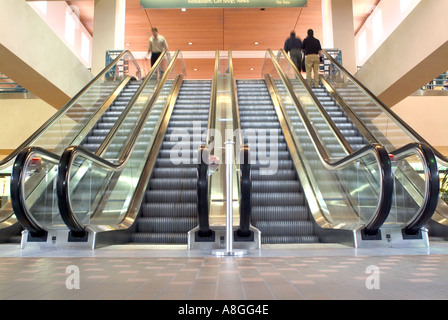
[322,0,357,74]
[91,0,126,75]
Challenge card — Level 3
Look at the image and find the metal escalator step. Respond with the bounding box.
[137,217,197,233]
[252,193,305,206]
[152,167,197,178]
[131,232,188,244]
[253,220,315,236]
[140,202,197,217]
[145,190,197,203]
[252,180,300,193]
[261,235,319,244]
[149,178,196,190]
[252,205,309,221]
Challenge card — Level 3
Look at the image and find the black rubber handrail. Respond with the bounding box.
[237,145,252,237]
[393,143,440,235]
[195,51,219,239]
[227,50,252,238]
[197,146,213,238]
[10,147,59,238]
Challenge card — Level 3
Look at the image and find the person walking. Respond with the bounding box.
[284,31,303,72]
[302,29,324,88]
[146,27,168,67]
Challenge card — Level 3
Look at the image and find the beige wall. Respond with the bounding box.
[0,98,56,159]
[355,0,448,107]
[0,0,93,109]
[392,95,448,153]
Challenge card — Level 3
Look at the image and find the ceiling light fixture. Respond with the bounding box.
[181,8,187,12]
[188,42,193,45]
[254,42,259,45]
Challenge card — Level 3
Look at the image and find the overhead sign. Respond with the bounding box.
[140,0,308,9]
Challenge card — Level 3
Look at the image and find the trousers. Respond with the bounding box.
[305,54,320,88]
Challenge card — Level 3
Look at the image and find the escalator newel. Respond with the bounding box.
[196,145,214,240]
[236,145,253,240]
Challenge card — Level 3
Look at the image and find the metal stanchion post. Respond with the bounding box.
[212,140,247,256]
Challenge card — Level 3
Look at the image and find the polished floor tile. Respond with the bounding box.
[0,242,448,300]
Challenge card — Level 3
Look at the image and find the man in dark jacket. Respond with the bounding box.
[284,31,303,72]
[302,29,324,88]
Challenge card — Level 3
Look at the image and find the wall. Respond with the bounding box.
[355,0,421,67]
[0,97,56,160]
[392,94,448,152]
[28,1,92,68]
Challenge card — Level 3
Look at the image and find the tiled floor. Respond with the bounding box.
[0,242,448,300]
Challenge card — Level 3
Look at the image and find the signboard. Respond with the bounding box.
[140,0,308,9]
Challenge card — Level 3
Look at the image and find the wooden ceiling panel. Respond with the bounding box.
[45,0,377,78]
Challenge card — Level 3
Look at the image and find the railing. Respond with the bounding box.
[0,73,26,93]
[421,72,448,90]
[10,51,184,238]
[317,49,439,235]
[4,50,141,234]
[264,49,394,236]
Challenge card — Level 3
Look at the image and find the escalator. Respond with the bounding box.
[237,79,318,244]
[2,51,142,243]
[9,50,182,245]
[273,48,439,241]
[131,80,211,244]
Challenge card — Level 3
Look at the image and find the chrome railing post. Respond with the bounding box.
[212,140,247,256]
[225,140,234,255]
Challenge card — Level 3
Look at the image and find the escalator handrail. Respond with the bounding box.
[268,49,394,234]
[0,50,139,170]
[228,50,252,237]
[392,143,440,235]
[10,147,60,237]
[197,50,220,238]
[321,49,448,167]
[205,50,219,146]
[321,50,440,234]
[57,51,181,234]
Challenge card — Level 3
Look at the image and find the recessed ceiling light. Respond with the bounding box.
[250,68,254,71]
[254,42,259,45]
[188,42,193,45]
[126,43,130,46]
[194,68,198,71]
[181,8,186,12]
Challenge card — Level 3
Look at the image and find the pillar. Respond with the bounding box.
[322,0,357,74]
[91,0,126,75]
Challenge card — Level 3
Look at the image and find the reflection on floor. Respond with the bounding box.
[0,243,448,300]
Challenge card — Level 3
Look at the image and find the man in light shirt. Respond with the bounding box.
[146,27,168,67]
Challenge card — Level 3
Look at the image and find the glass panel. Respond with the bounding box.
[321,53,415,152]
[21,151,66,229]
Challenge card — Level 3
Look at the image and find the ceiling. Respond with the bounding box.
[63,0,378,78]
